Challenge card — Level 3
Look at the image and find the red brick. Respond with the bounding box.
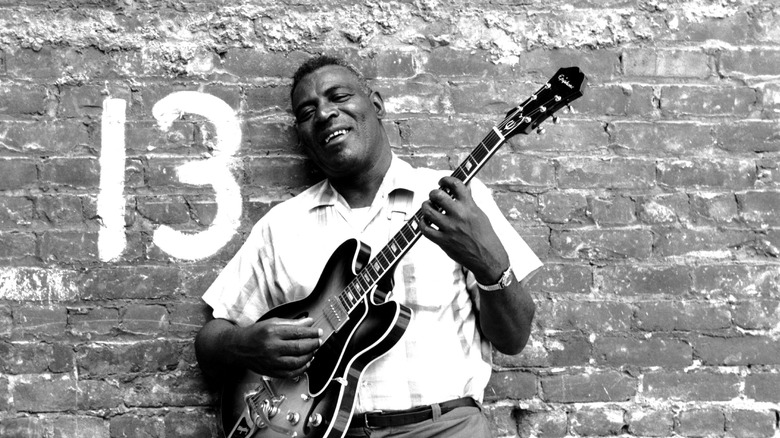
[0,196,34,228]
[0,159,37,190]
[721,49,780,77]
[0,120,91,155]
[0,417,46,437]
[222,49,309,79]
[378,79,447,114]
[0,341,72,374]
[123,371,213,408]
[694,264,780,298]
[636,301,731,332]
[733,300,780,330]
[68,307,120,336]
[690,192,739,224]
[483,405,519,438]
[0,231,36,259]
[658,158,756,189]
[242,119,297,152]
[577,84,656,117]
[589,195,636,225]
[654,228,754,258]
[717,121,780,153]
[541,371,636,403]
[75,340,183,377]
[37,194,85,225]
[643,371,739,401]
[121,305,170,335]
[609,121,715,156]
[80,266,181,300]
[595,336,692,367]
[526,263,592,295]
[694,335,780,366]
[729,409,776,438]
[738,191,780,226]
[627,408,674,437]
[245,156,320,189]
[471,154,556,187]
[59,85,130,118]
[661,85,757,116]
[164,409,218,438]
[557,158,655,189]
[423,47,508,78]
[110,415,164,438]
[13,305,67,338]
[538,191,588,224]
[40,158,101,188]
[517,409,568,438]
[601,265,693,296]
[0,84,49,116]
[541,300,632,332]
[491,191,540,226]
[124,120,199,155]
[624,48,711,78]
[485,370,537,401]
[637,193,691,224]
[137,195,192,225]
[12,374,81,412]
[572,406,626,436]
[552,229,654,260]
[677,407,725,437]
[40,231,99,262]
[745,373,780,402]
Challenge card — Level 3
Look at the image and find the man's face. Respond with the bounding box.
[291,65,387,180]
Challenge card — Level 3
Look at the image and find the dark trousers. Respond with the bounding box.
[345,403,492,438]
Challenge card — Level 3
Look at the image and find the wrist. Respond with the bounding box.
[475,266,514,291]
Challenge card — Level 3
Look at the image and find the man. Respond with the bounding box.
[195,55,541,437]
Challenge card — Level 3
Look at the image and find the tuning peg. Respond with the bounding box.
[536,127,545,135]
[552,116,559,124]
[567,104,576,114]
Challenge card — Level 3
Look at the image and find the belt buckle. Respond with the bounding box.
[363,410,383,429]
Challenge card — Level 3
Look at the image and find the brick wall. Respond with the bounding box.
[1,1,779,437]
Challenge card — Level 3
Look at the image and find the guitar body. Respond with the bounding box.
[221,239,413,438]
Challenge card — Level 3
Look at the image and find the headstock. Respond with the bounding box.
[497,67,587,139]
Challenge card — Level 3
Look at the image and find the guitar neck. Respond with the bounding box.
[334,127,509,315]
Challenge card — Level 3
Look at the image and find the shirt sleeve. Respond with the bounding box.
[468,177,543,283]
[201,220,279,327]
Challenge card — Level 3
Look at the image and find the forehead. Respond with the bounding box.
[292,65,363,105]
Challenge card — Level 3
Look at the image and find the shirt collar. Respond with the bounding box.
[310,153,415,210]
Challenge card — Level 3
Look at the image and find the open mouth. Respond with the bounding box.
[323,128,350,145]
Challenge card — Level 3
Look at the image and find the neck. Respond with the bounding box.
[330,148,392,208]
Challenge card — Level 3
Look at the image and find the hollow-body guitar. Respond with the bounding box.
[221,67,587,438]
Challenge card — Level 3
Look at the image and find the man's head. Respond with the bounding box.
[290,56,390,182]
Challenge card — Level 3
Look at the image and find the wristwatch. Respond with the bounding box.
[475,266,514,291]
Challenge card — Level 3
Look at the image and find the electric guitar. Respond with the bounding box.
[220,67,587,438]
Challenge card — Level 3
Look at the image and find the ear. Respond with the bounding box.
[369,91,386,118]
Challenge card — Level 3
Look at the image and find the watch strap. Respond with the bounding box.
[475,266,513,291]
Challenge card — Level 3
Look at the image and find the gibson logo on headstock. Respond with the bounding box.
[558,75,574,89]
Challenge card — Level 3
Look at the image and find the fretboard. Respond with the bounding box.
[324,125,509,324]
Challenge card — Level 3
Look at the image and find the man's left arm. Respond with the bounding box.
[419,176,540,355]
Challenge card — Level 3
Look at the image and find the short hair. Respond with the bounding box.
[290,55,371,103]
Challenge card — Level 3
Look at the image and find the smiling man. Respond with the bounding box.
[195,55,542,437]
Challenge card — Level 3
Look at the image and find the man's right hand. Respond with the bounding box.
[230,317,323,379]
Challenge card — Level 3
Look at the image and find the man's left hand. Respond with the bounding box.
[419,176,509,285]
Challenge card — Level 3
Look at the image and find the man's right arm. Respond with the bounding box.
[195,316,323,384]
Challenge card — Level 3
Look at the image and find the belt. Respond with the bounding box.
[351,397,478,429]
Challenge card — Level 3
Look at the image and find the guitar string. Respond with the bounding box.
[310,90,564,333]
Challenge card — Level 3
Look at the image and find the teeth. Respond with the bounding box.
[325,129,348,144]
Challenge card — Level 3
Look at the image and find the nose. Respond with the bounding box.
[315,101,339,122]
